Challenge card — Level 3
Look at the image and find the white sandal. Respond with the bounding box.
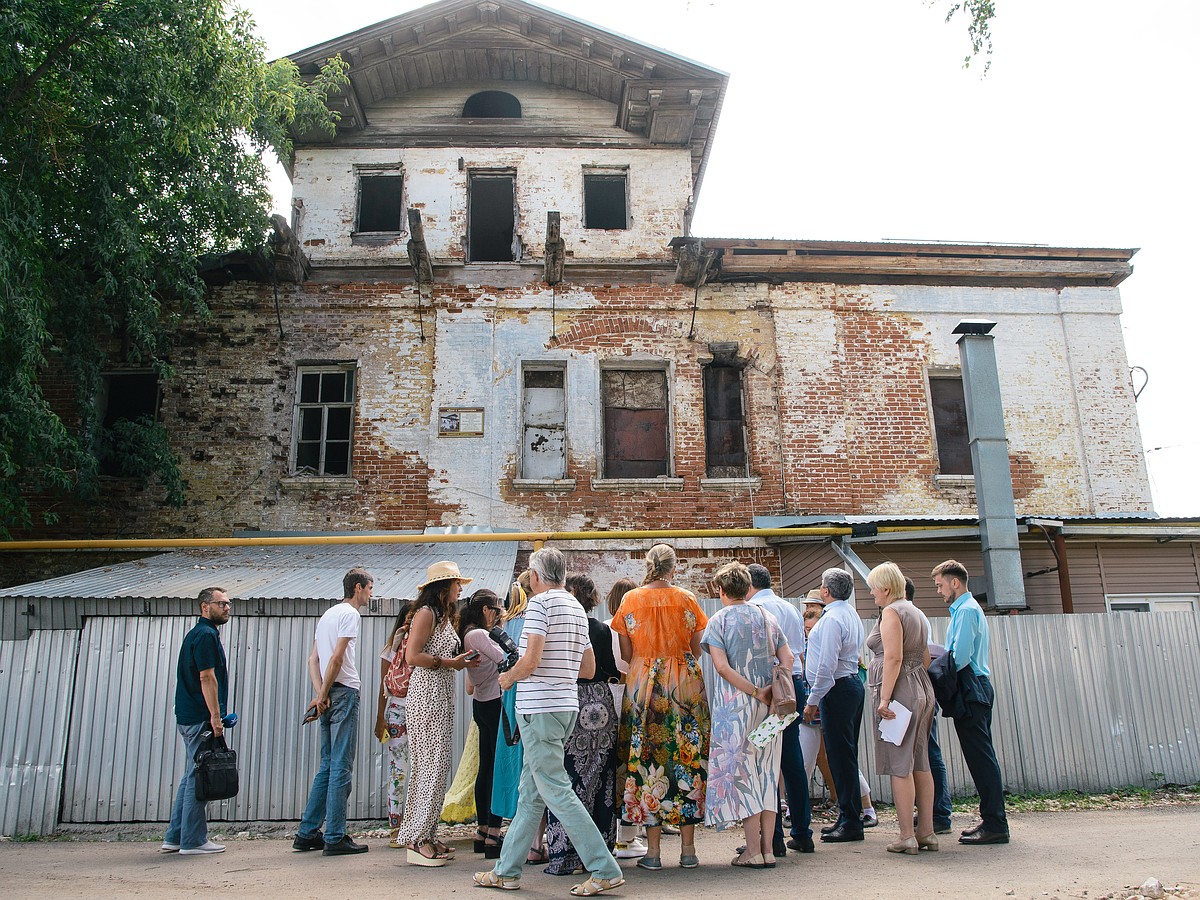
[570,876,625,896]
[474,870,522,890]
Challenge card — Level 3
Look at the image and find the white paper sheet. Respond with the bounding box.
[878,700,913,746]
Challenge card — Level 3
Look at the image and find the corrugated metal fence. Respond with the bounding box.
[2,610,1198,834]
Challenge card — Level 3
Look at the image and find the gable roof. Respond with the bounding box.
[286,0,727,195]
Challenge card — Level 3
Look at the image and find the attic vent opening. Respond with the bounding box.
[463,91,522,118]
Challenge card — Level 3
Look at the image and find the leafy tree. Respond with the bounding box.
[942,0,997,72]
[0,0,346,535]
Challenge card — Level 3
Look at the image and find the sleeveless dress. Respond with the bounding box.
[396,615,460,846]
[611,585,710,826]
[866,600,935,777]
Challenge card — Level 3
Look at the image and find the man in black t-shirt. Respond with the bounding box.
[162,587,232,855]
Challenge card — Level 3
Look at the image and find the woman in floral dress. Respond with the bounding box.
[702,561,793,870]
[611,543,710,870]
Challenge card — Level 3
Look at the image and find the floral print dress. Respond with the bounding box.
[611,585,710,827]
[701,603,788,830]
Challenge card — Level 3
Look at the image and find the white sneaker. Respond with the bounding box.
[614,838,648,859]
[180,841,226,855]
[160,843,180,853]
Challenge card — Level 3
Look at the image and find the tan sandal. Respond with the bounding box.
[408,838,449,867]
[474,870,522,890]
[570,876,625,896]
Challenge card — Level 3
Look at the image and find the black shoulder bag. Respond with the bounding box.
[194,730,239,802]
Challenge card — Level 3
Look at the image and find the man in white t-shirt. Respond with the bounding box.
[294,568,372,857]
[474,548,624,895]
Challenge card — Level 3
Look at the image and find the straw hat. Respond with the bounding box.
[417,560,473,590]
[804,588,827,607]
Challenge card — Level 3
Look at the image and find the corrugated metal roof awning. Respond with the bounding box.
[0,532,520,602]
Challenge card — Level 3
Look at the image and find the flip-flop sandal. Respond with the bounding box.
[570,876,625,896]
[474,870,522,890]
[525,849,549,865]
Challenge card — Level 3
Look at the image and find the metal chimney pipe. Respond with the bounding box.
[954,320,1027,610]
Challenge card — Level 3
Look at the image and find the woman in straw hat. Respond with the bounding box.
[397,561,481,867]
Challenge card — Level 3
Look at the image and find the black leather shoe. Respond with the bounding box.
[786,836,815,853]
[958,829,1009,845]
[960,822,984,837]
[323,836,369,855]
[292,832,324,852]
[820,827,864,843]
[915,817,954,835]
[819,823,839,835]
[772,839,787,858]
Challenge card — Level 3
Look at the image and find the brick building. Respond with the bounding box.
[13,0,1194,615]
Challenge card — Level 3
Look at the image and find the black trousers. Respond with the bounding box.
[952,677,1008,834]
[774,673,812,844]
[473,697,503,829]
[819,674,864,833]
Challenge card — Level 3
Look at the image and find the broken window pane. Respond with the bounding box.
[930,375,971,475]
[469,174,515,262]
[293,366,356,476]
[357,174,403,232]
[603,369,669,478]
[522,365,566,479]
[584,174,628,230]
[704,364,746,477]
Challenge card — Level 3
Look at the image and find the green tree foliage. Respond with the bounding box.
[942,0,997,72]
[0,0,347,535]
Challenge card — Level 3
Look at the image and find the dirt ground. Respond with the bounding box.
[2,806,1198,900]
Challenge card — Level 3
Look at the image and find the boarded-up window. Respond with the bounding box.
[357,173,403,232]
[704,364,746,477]
[521,367,566,480]
[584,174,628,230]
[930,374,971,475]
[294,366,355,476]
[602,369,668,478]
[469,173,515,262]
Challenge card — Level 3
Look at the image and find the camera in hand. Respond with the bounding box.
[488,626,520,673]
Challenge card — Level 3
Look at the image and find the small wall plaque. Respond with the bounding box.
[438,406,485,437]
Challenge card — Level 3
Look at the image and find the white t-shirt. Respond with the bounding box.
[315,601,362,690]
[516,587,591,715]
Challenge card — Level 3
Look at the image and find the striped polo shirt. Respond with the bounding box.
[515,587,591,714]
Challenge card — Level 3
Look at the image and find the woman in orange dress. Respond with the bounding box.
[611,544,710,871]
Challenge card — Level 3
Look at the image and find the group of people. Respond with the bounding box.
[164,547,1010,894]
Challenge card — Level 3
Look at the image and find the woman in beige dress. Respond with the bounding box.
[866,562,936,855]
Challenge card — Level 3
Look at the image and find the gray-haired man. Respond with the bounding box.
[803,567,865,842]
[474,548,623,895]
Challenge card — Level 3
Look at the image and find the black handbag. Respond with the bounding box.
[194,731,239,802]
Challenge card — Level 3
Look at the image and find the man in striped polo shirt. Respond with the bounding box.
[474,548,624,895]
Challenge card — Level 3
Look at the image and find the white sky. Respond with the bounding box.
[239,0,1200,515]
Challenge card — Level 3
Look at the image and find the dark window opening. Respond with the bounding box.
[97,372,161,476]
[603,369,668,478]
[584,174,628,230]
[930,375,971,475]
[357,174,403,232]
[294,367,355,476]
[462,91,522,118]
[469,174,515,262]
[703,364,747,478]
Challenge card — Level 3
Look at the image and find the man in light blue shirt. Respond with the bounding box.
[934,559,1009,845]
[747,564,813,854]
[803,567,865,842]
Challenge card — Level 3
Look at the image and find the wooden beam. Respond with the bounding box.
[544,211,565,285]
[407,208,433,285]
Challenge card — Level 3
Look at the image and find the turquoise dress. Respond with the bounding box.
[490,612,526,819]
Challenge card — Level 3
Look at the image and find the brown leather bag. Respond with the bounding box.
[758,605,798,717]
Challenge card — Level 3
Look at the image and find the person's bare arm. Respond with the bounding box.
[689,631,703,657]
[199,668,223,737]
[375,652,392,741]
[499,632,545,691]
[578,645,596,680]
[618,633,632,663]
[310,636,350,713]
[877,606,904,720]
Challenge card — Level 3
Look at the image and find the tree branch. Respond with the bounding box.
[3,0,114,114]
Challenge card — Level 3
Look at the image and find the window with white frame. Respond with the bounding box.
[293,365,356,476]
[583,167,628,230]
[520,364,567,480]
[1107,595,1198,614]
[601,366,670,478]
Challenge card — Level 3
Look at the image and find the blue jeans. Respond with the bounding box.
[494,710,622,882]
[774,674,812,844]
[298,683,360,845]
[928,708,953,827]
[165,721,210,850]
